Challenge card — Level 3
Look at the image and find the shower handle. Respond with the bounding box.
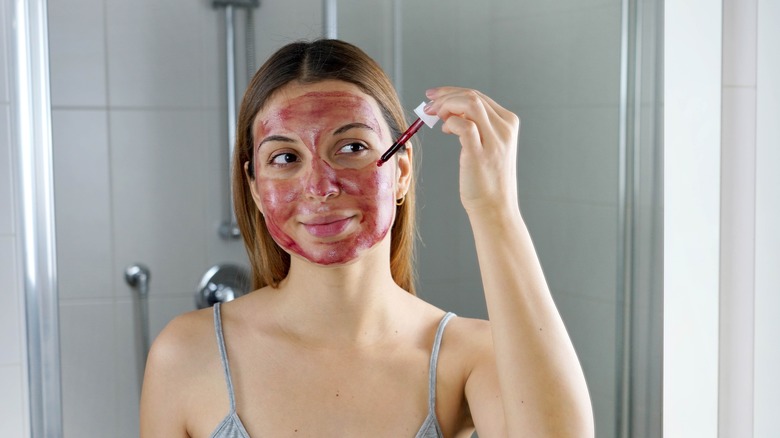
[124,264,150,297]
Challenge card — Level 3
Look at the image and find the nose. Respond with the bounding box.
[305,157,340,200]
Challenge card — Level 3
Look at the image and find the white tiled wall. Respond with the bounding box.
[47,0,107,107]
[47,0,323,435]
[52,110,113,300]
[1,0,30,434]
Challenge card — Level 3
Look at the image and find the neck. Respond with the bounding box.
[269,238,406,347]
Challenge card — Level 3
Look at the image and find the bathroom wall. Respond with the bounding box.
[47,0,321,436]
[0,0,31,435]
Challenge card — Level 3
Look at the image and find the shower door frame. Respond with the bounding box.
[10,0,63,436]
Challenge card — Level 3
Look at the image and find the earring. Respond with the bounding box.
[395,196,406,206]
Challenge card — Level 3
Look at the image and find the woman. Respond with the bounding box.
[140,39,593,437]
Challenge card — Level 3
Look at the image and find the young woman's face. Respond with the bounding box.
[248,80,409,266]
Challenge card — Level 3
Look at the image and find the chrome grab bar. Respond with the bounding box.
[125,264,151,385]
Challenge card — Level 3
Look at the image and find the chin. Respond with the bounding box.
[287,229,391,267]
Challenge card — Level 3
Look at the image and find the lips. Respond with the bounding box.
[301,215,354,238]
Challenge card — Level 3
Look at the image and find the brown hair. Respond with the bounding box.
[233,39,417,294]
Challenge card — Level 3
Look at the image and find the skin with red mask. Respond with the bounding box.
[248,81,403,265]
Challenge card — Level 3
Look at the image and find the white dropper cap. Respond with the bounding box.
[414,101,440,128]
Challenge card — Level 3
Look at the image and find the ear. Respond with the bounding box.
[244,161,265,215]
[394,145,413,200]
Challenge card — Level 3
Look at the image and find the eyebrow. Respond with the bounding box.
[256,135,296,150]
[256,122,377,150]
[333,122,377,136]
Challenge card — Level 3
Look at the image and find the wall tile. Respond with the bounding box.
[110,109,208,297]
[337,0,396,73]
[252,0,323,63]
[491,5,620,108]
[60,301,117,437]
[114,298,142,438]
[106,0,207,108]
[0,105,13,234]
[201,108,249,268]
[491,0,615,19]
[47,0,107,107]
[415,128,476,286]
[0,365,25,437]
[0,237,20,366]
[516,107,619,206]
[398,1,492,101]
[198,4,222,110]
[149,294,197,342]
[514,108,569,201]
[560,107,620,203]
[52,109,113,299]
[521,198,618,303]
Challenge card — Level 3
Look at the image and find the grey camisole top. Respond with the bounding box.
[209,303,456,438]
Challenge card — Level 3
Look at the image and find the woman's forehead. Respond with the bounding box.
[253,81,388,137]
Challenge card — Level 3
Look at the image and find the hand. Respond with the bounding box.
[424,87,521,216]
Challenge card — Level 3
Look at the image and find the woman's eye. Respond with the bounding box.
[269,152,299,165]
[337,142,368,154]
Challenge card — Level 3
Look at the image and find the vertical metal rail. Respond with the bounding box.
[323,0,338,39]
[125,264,151,384]
[214,0,258,239]
[218,4,241,239]
[616,0,642,436]
[11,0,63,435]
[616,0,630,430]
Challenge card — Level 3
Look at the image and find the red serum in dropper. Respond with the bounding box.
[377,101,440,166]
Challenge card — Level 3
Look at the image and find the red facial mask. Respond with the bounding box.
[252,90,398,265]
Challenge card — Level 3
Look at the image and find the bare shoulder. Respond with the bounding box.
[437,316,496,401]
[445,316,494,360]
[140,308,217,437]
[443,316,497,383]
[148,308,215,368]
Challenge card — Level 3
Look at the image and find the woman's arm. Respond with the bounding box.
[139,315,196,438]
[424,87,594,437]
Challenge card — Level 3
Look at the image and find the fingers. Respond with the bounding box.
[423,87,519,154]
[425,87,518,129]
[441,116,482,154]
[425,88,493,139]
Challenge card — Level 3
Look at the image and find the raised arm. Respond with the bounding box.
[424,87,594,437]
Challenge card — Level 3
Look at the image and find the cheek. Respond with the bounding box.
[338,166,397,232]
[258,179,301,211]
[255,178,301,246]
[337,165,395,204]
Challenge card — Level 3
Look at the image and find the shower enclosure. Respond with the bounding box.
[16,0,661,436]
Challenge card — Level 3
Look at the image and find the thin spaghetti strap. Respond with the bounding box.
[213,303,237,411]
[427,312,456,412]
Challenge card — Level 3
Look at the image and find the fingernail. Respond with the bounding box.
[424,101,434,112]
[425,88,437,98]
